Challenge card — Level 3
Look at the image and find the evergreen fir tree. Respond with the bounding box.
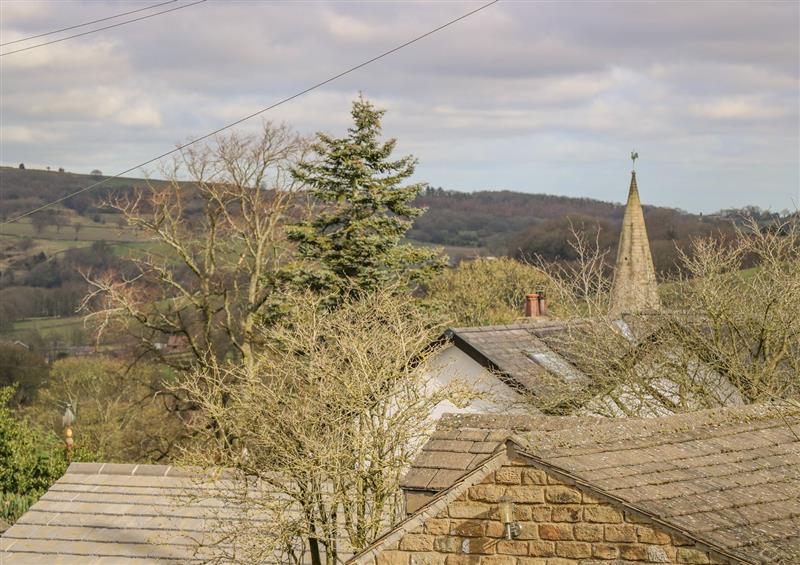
[288,95,446,298]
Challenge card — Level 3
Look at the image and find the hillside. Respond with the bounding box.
[1,166,736,265]
[0,166,742,344]
[409,186,738,270]
[0,166,169,221]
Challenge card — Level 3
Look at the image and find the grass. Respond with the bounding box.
[4,314,86,340]
[739,267,759,280]
[658,266,763,302]
[0,235,93,271]
[0,216,141,243]
[111,240,170,257]
[0,207,146,269]
[406,238,486,264]
[0,234,93,254]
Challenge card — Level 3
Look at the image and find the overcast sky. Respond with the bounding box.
[1,0,798,213]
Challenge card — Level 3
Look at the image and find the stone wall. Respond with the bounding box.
[367,458,731,565]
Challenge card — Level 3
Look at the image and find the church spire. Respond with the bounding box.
[608,157,660,317]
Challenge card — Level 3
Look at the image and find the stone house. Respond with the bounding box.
[350,404,800,565]
[1,169,786,563]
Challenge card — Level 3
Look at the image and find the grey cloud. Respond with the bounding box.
[1,0,797,212]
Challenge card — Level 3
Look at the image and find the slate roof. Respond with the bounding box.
[398,403,800,564]
[445,317,743,415]
[1,463,254,564]
[1,463,354,564]
[400,413,601,491]
[446,321,577,398]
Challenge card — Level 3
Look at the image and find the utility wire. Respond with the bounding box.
[0,0,178,46]
[1,0,499,226]
[0,0,206,57]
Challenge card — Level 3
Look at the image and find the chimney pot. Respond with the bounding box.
[525,293,540,317]
[537,292,548,316]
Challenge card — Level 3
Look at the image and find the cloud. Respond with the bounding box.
[691,97,786,120]
[1,35,123,71]
[322,11,395,43]
[0,1,797,212]
[1,126,65,144]
[7,87,162,127]
[0,1,48,21]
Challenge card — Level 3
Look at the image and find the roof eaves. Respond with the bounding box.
[448,331,519,389]
[63,461,242,479]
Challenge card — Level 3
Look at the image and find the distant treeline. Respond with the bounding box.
[1,167,790,303]
[408,186,785,276]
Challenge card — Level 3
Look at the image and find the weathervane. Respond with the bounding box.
[631,150,639,172]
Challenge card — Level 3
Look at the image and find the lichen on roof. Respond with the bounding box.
[401,403,800,564]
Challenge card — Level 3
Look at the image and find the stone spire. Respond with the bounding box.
[608,170,660,317]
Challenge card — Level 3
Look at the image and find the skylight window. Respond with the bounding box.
[525,351,586,383]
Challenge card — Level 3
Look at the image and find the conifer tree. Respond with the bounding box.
[289,95,445,298]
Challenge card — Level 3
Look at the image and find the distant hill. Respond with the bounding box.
[0,166,784,360]
[409,186,739,272]
[0,166,167,222]
[1,166,739,274]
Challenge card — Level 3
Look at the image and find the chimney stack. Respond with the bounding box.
[525,293,540,317]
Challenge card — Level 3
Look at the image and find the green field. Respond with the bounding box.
[406,239,485,264]
[110,240,170,258]
[739,267,759,280]
[0,217,141,243]
[4,315,86,341]
[0,207,148,271]
[0,234,93,254]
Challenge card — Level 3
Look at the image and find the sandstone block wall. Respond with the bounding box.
[367,460,731,565]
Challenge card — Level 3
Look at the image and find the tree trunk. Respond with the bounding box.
[308,537,322,565]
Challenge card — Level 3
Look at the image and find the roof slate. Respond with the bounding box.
[447,317,744,416]
[448,321,578,398]
[1,463,271,564]
[399,404,800,564]
[400,412,602,491]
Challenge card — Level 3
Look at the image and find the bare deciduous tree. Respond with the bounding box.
[534,222,612,319]
[83,123,309,376]
[662,217,800,403]
[426,257,549,326]
[179,288,476,565]
[534,217,799,416]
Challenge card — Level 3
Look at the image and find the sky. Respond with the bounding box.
[1,0,798,213]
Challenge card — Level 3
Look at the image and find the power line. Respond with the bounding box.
[1,0,499,226]
[0,0,206,57]
[0,0,179,47]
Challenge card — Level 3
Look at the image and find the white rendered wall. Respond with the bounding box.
[425,344,527,421]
